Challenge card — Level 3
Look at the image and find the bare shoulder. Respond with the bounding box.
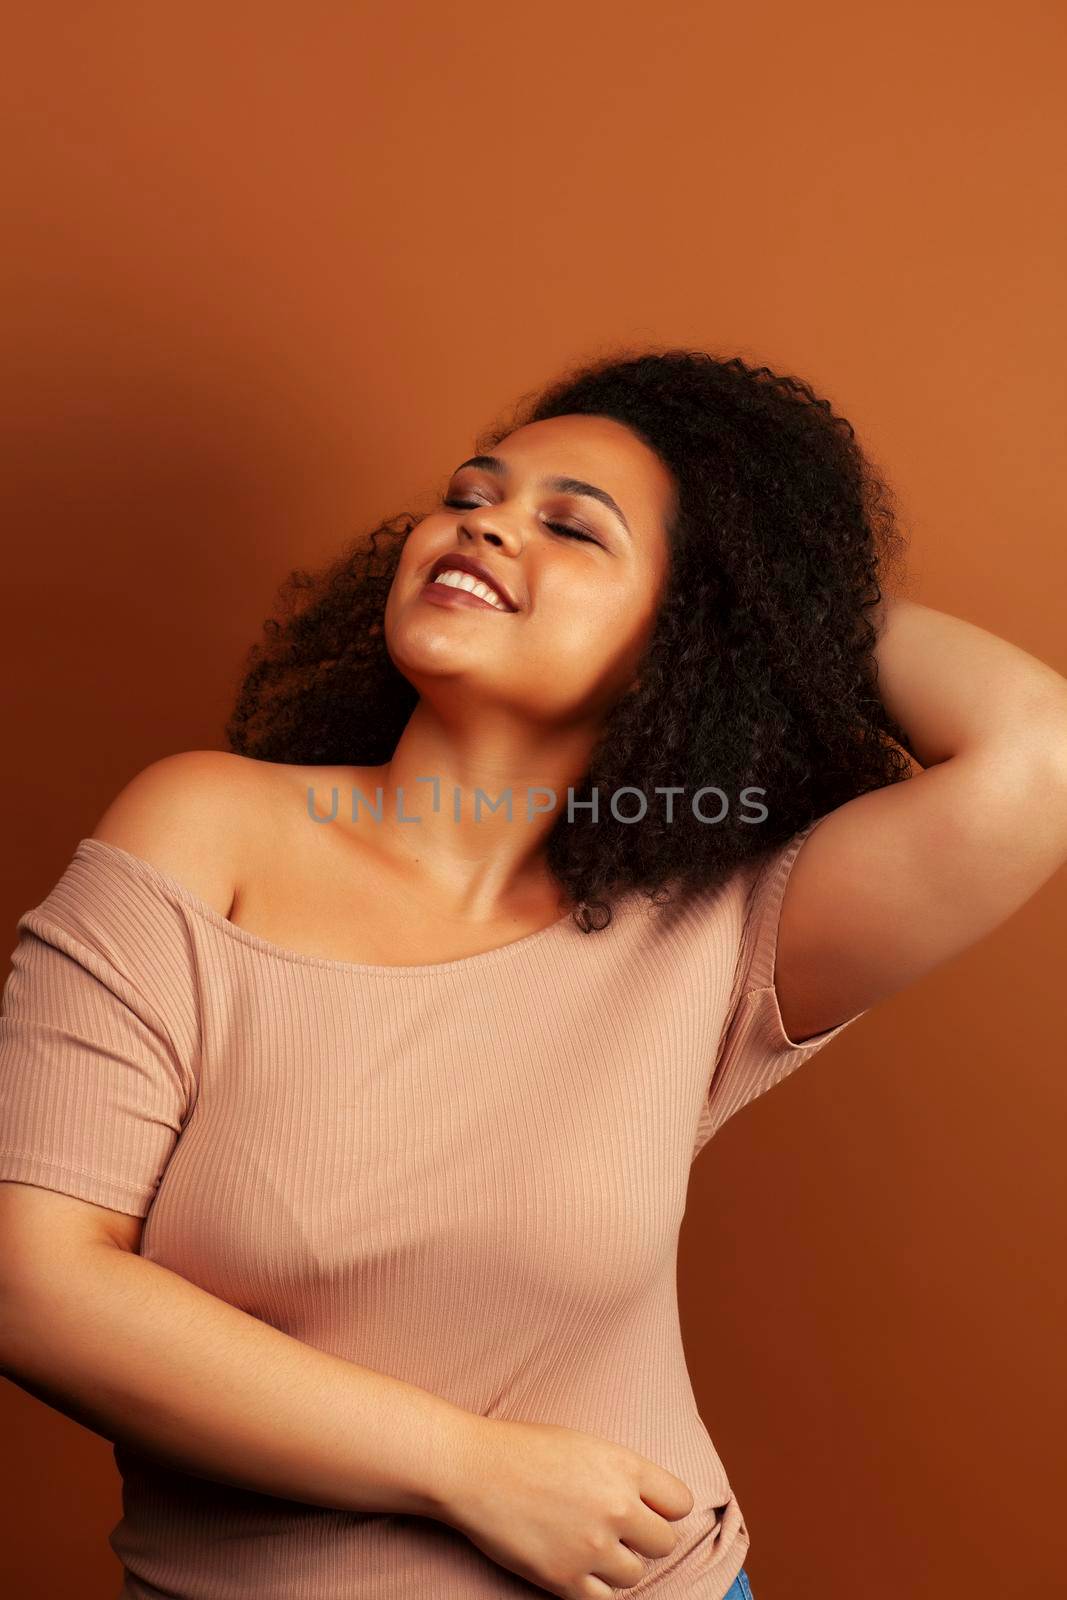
[87,750,281,918]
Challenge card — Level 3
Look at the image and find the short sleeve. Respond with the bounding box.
[0,844,201,1218]
[703,812,869,1137]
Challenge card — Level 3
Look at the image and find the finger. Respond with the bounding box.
[593,1545,650,1590]
[624,1503,680,1560]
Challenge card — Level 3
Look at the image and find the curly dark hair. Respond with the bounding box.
[224,345,915,931]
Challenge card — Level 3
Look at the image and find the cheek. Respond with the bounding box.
[386,540,428,608]
[382,576,400,629]
[524,573,656,679]
[543,567,658,640]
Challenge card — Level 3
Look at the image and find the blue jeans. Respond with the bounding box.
[722,1570,754,1600]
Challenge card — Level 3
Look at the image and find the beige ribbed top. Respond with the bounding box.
[0,814,865,1600]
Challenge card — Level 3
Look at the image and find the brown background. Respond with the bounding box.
[2,4,1065,1596]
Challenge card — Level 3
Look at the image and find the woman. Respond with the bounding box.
[2,347,1066,1600]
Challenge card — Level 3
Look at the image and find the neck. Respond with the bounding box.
[327,699,604,920]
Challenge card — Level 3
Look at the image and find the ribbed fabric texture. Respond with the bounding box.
[0,815,865,1600]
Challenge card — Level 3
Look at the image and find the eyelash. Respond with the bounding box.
[442,497,600,545]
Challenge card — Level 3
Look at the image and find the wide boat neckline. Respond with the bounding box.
[73,836,584,978]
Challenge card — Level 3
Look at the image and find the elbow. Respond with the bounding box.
[1026,714,1067,855]
[1037,715,1067,789]
[1020,704,1067,809]
[986,700,1067,794]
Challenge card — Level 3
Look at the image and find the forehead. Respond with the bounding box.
[492,414,675,527]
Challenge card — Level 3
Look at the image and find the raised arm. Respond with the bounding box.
[771,598,1067,1043]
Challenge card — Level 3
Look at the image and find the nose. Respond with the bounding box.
[457,505,523,553]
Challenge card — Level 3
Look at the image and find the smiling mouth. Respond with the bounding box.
[422,569,515,612]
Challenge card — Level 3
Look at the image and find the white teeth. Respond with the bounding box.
[432,569,509,610]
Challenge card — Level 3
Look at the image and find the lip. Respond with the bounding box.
[423,551,519,612]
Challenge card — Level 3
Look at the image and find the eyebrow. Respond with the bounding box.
[451,454,632,538]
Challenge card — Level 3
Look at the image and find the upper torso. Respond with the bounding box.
[66,822,752,1597]
[3,759,866,1597]
[97,753,580,970]
[232,758,578,966]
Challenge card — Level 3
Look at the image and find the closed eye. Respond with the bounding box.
[442,497,601,546]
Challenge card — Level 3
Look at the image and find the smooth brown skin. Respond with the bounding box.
[5,412,1067,1596]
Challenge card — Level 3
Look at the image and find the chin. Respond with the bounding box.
[385,627,474,683]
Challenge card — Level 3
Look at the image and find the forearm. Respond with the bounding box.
[870,597,1067,767]
[0,1242,475,1521]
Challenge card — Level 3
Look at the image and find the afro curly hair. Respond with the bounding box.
[224,344,914,932]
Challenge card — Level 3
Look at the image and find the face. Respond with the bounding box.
[383,413,676,728]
